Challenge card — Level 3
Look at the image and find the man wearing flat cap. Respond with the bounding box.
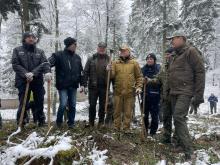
[12,32,51,127]
[166,31,205,159]
[84,42,110,127]
[107,44,143,132]
[48,37,85,128]
[83,42,110,128]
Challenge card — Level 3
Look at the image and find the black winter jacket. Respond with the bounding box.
[11,44,50,87]
[48,49,84,90]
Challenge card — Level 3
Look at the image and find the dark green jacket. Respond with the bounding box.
[83,53,110,89]
[168,45,205,102]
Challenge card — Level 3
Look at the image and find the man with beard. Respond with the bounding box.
[12,32,51,127]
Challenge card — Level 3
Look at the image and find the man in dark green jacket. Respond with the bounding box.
[83,42,110,127]
[167,31,205,160]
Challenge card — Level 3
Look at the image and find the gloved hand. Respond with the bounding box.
[45,73,52,82]
[25,72,34,82]
[144,77,148,85]
[136,88,142,95]
[106,64,112,71]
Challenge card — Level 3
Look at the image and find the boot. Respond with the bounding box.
[38,120,46,127]
[160,136,171,144]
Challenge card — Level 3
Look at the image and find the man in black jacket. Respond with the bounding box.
[83,42,110,127]
[48,37,85,128]
[12,32,51,127]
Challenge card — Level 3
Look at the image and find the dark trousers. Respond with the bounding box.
[16,83,45,125]
[0,113,2,129]
[144,100,160,135]
[57,87,77,126]
[27,101,37,123]
[162,97,172,141]
[210,103,217,114]
[88,88,106,125]
[171,95,193,154]
[189,104,197,115]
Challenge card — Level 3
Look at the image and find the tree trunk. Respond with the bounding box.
[95,0,102,41]
[75,17,78,40]
[0,16,2,34]
[112,0,116,59]
[162,0,167,65]
[20,0,30,32]
[105,0,109,46]
[52,0,59,115]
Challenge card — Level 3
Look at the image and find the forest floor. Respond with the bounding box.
[0,113,220,165]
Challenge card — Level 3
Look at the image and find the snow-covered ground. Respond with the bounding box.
[0,131,109,165]
[0,101,89,121]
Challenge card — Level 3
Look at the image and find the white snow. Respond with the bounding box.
[0,132,72,165]
[7,127,21,145]
[156,160,166,165]
[87,149,108,165]
[0,101,89,121]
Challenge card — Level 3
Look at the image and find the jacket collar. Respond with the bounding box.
[22,43,36,52]
[175,44,189,56]
[93,53,108,58]
[118,56,133,63]
[64,48,75,55]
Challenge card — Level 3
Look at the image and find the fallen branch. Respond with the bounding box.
[210,147,220,160]
[7,127,21,145]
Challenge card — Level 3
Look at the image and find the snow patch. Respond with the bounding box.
[0,132,72,165]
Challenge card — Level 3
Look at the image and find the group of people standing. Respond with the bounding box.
[11,31,206,160]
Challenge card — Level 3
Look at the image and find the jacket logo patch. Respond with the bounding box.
[18,52,25,55]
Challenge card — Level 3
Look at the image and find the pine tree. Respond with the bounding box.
[213,0,220,69]
[127,0,179,60]
[180,0,217,69]
[0,0,19,20]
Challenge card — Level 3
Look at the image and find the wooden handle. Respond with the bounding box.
[47,81,51,129]
[104,51,113,114]
[19,82,30,128]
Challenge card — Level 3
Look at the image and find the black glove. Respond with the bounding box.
[192,96,204,107]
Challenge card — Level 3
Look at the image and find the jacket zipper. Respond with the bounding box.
[68,60,71,70]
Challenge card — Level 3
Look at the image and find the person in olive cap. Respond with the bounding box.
[83,42,110,128]
[49,37,85,128]
[107,44,143,132]
[166,31,205,160]
[12,32,51,127]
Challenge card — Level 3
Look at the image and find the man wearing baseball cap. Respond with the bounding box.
[107,44,143,132]
[166,31,205,159]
